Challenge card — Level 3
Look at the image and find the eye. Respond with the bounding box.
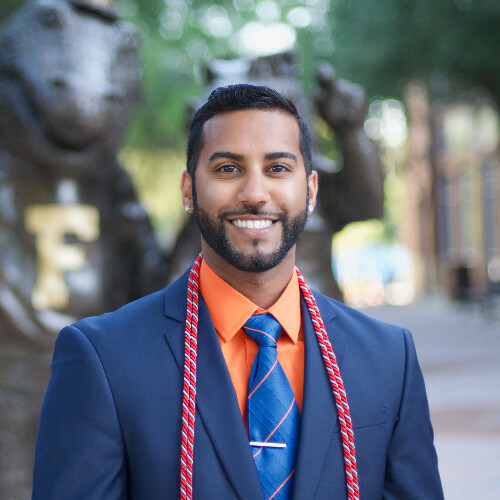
[118,23,140,52]
[268,164,289,173]
[218,164,239,173]
[38,7,63,28]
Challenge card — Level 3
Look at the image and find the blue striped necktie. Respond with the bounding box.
[243,313,300,500]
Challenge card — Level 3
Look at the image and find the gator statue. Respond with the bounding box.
[168,52,384,299]
[0,0,165,344]
[0,0,163,495]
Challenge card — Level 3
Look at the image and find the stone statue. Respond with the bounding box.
[0,0,164,495]
[168,52,384,298]
[0,0,165,344]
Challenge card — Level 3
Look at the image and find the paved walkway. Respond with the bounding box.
[363,294,500,499]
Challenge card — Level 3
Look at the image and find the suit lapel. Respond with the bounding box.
[292,292,347,498]
[163,271,263,500]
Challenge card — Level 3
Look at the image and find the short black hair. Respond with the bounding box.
[186,84,312,177]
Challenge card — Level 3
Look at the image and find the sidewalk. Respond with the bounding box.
[363,294,500,499]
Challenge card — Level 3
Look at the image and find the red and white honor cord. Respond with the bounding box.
[296,266,359,499]
[180,254,359,500]
[180,255,201,500]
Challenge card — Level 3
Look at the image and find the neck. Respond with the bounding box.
[201,242,296,309]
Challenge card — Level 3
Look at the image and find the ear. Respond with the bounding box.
[307,170,318,211]
[180,170,194,212]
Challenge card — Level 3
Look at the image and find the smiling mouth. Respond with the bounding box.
[231,219,274,229]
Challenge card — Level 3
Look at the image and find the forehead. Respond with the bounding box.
[200,109,301,156]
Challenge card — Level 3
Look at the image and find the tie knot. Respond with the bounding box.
[243,313,282,347]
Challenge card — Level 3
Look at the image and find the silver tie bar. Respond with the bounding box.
[249,441,286,448]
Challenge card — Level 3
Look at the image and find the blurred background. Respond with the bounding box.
[0,0,499,498]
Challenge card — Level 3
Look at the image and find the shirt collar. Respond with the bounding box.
[199,259,301,344]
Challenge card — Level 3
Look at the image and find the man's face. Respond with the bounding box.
[183,109,317,273]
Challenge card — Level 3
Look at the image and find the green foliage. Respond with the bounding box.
[3,0,498,148]
[330,0,500,105]
[117,0,333,148]
[0,0,23,20]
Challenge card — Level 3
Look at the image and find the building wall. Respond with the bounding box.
[432,102,500,298]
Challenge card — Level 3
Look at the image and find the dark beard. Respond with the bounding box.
[194,203,308,273]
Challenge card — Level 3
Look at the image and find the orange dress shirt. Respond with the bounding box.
[199,260,305,421]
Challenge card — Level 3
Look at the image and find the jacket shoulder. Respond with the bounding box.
[71,268,190,343]
[73,288,165,335]
[313,290,407,338]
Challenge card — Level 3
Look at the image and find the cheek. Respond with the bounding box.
[195,181,234,210]
[274,185,308,212]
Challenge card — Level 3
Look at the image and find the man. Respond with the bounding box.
[33,85,443,499]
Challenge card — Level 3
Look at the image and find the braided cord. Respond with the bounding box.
[296,266,359,500]
[180,256,359,500]
[180,253,202,500]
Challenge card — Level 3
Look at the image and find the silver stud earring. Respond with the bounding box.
[308,205,314,214]
[184,204,191,212]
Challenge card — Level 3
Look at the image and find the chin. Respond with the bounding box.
[216,245,290,273]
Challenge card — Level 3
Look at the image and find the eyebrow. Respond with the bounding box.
[209,151,244,162]
[208,151,298,164]
[265,152,298,164]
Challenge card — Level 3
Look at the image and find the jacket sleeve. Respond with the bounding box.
[32,325,127,499]
[383,329,444,499]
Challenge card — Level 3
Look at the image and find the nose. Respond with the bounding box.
[237,169,271,206]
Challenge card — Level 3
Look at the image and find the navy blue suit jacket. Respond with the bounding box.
[33,269,443,499]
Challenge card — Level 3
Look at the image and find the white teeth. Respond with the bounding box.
[232,219,273,229]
